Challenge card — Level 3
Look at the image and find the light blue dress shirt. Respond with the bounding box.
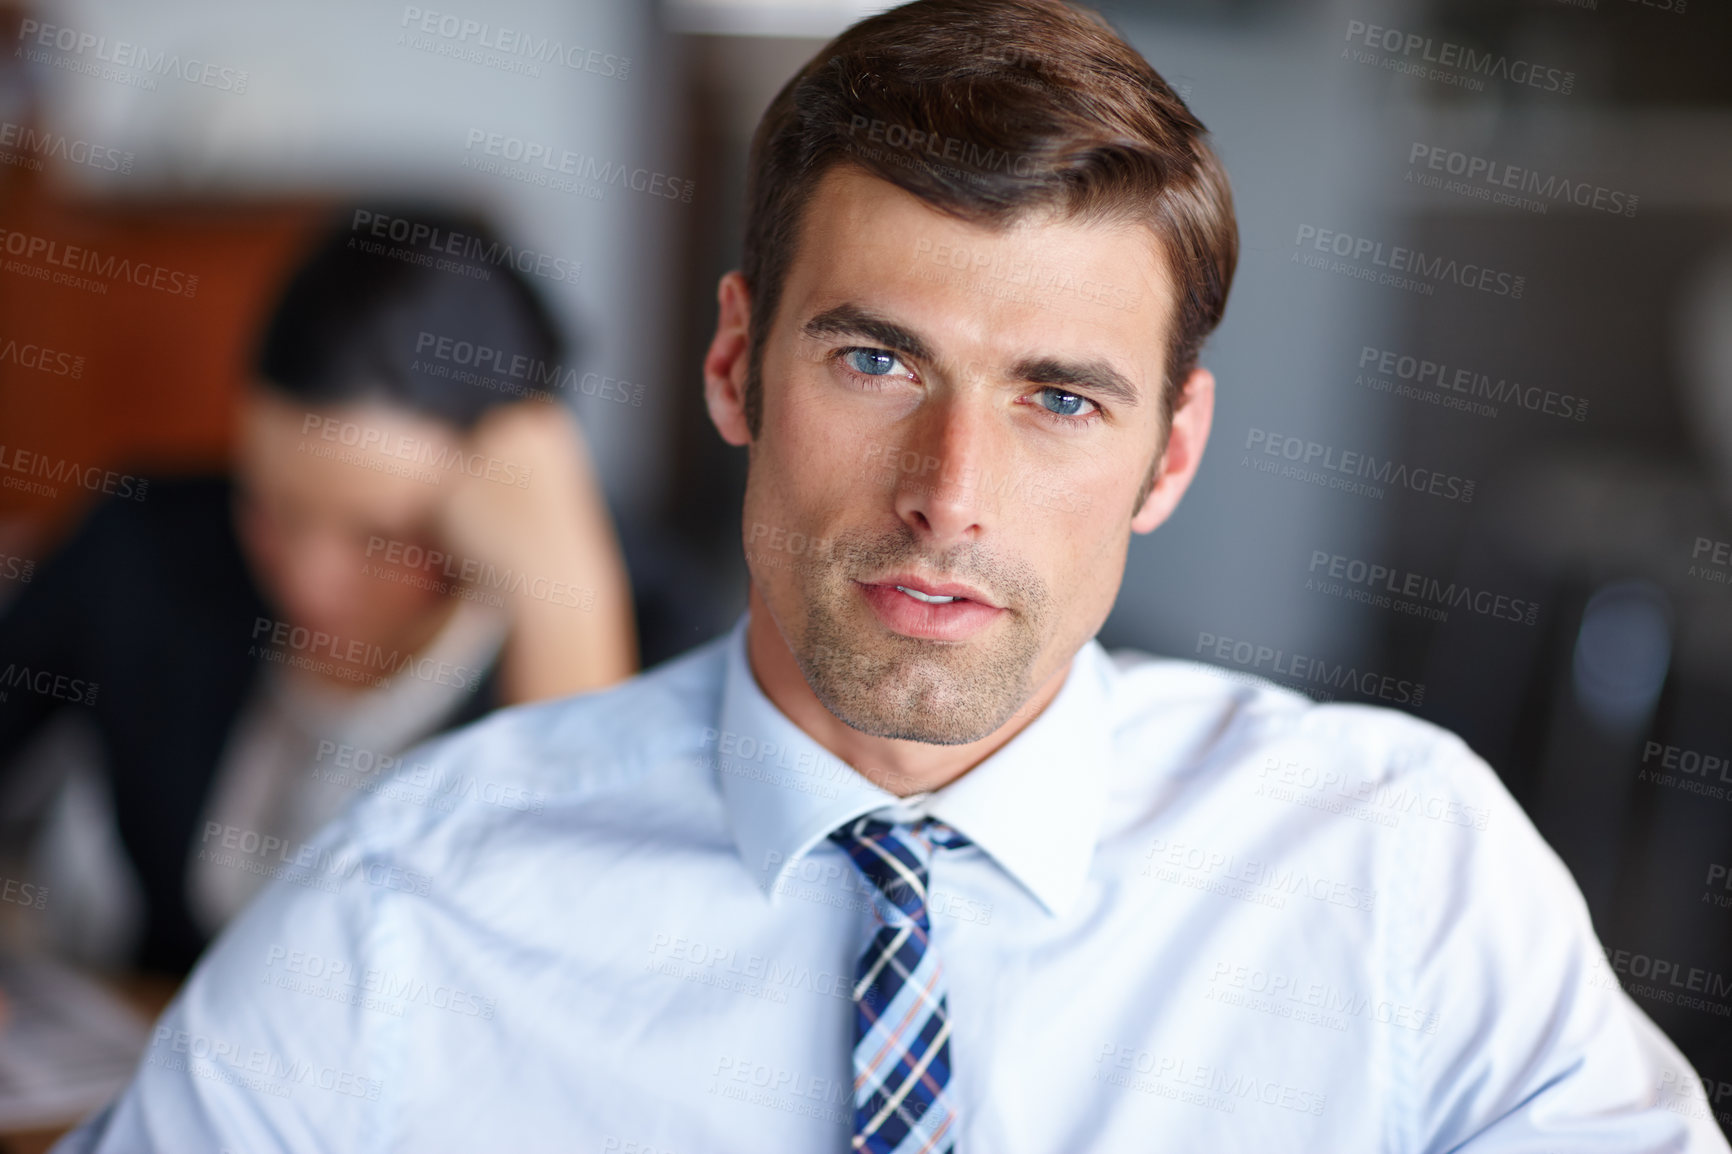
[58,614,1731,1152]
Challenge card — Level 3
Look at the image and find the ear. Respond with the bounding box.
[1130,366,1214,535]
[703,271,753,447]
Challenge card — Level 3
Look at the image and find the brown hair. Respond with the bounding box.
[739,0,1238,440]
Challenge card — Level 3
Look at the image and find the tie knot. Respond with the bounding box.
[828,815,971,927]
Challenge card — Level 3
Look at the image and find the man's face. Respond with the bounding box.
[727,165,1194,746]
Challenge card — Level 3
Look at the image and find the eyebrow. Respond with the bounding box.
[1013,356,1142,410]
[801,303,1143,410]
[802,304,935,364]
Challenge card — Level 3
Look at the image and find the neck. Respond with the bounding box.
[742,584,1072,796]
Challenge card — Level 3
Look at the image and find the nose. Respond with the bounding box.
[891,394,995,547]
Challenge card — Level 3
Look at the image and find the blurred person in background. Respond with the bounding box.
[0,207,637,974]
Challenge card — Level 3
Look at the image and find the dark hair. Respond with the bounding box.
[740,0,1237,438]
[256,206,566,430]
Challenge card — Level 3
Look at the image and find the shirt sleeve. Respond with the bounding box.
[52,817,400,1154]
[1397,739,1730,1153]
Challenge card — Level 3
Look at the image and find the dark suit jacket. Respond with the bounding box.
[0,476,501,973]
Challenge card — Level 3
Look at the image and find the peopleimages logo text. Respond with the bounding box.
[1407,144,1636,218]
[1343,20,1574,94]
[16,20,249,92]
[1294,225,1523,299]
[1357,346,1587,422]
[413,332,642,406]
[0,227,198,297]
[1308,550,1539,625]
[462,129,695,203]
[399,7,630,79]
[1195,631,1425,706]
[0,120,133,174]
[0,444,148,502]
[0,335,83,379]
[350,210,581,285]
[1244,428,1476,504]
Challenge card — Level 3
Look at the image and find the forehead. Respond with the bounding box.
[239,389,453,529]
[777,164,1176,374]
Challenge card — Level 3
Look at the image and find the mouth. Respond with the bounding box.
[853,574,1005,641]
[895,586,956,604]
[865,575,998,609]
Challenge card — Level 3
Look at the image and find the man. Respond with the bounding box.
[59,1,1727,1151]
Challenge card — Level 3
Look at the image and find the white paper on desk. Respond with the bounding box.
[0,952,151,1130]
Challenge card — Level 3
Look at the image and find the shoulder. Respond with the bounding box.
[1099,647,1577,954]
[45,474,257,608]
[1099,645,1501,823]
[326,634,732,856]
[29,474,232,575]
[150,638,735,1069]
[74,473,232,540]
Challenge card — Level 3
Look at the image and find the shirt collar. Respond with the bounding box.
[714,613,1112,919]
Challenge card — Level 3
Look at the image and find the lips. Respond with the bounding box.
[853,575,1005,641]
[864,574,998,608]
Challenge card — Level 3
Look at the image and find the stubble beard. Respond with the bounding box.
[785,524,1050,745]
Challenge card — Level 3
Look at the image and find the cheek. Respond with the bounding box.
[771,370,887,489]
[235,512,295,599]
[1032,517,1126,600]
[1081,535,1133,621]
[754,423,860,531]
[740,471,800,587]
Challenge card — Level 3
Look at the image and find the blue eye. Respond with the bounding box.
[844,348,899,376]
[1039,388,1092,418]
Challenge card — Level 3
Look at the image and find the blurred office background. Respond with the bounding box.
[0,0,1729,1143]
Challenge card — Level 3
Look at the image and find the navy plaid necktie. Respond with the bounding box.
[828,814,973,1154]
